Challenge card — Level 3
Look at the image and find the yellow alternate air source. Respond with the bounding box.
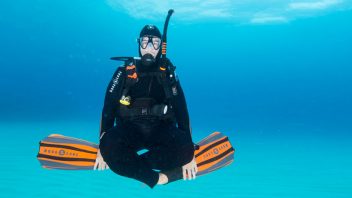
[119,95,131,106]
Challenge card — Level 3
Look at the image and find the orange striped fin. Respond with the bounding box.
[37,134,98,170]
[194,133,235,175]
[37,132,235,174]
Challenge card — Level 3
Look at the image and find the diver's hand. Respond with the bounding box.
[182,157,198,180]
[94,149,109,171]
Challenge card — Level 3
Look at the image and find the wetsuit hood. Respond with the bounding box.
[138,25,162,70]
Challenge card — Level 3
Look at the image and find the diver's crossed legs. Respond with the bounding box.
[99,123,194,188]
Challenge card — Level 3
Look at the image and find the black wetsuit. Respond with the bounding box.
[99,61,194,188]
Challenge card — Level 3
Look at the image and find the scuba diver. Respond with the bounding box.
[94,23,197,188]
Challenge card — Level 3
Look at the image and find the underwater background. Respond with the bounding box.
[1,0,352,197]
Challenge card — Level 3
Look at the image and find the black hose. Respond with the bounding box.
[162,9,174,61]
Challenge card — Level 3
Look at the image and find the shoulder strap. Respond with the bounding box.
[156,61,179,103]
[118,64,138,106]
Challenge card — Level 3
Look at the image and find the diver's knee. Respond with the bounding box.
[184,144,195,163]
[99,132,123,159]
[172,143,194,166]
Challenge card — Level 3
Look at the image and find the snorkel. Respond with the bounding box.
[111,9,174,66]
[160,9,174,70]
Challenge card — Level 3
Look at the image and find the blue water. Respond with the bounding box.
[1,1,352,197]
